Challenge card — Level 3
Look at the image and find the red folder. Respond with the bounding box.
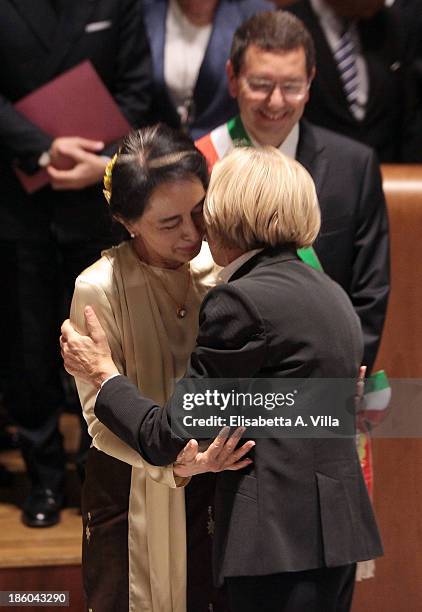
[14,60,131,193]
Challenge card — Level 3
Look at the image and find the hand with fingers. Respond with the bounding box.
[47,136,108,190]
[60,305,118,387]
[173,426,255,478]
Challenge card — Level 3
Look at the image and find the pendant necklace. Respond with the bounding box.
[149,265,191,319]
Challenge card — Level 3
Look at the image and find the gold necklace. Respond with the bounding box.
[148,265,191,319]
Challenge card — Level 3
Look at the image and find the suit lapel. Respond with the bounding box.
[144,0,167,95]
[309,19,352,117]
[41,0,97,80]
[10,0,58,50]
[289,2,356,122]
[193,0,235,117]
[359,9,401,122]
[144,0,186,124]
[296,121,328,202]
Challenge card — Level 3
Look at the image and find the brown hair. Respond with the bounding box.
[230,10,316,78]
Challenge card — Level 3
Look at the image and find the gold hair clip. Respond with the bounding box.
[103,153,118,204]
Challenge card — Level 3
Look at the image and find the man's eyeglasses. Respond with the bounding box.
[244,77,311,101]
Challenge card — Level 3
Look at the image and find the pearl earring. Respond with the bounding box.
[130,232,135,239]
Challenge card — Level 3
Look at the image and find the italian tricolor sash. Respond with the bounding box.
[196,115,323,271]
[359,370,391,497]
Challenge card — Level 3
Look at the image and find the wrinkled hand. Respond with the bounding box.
[60,306,118,388]
[173,427,254,478]
[47,136,107,190]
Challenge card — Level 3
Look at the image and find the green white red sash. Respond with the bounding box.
[358,370,391,497]
[196,115,323,271]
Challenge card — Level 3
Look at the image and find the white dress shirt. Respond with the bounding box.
[164,0,212,125]
[249,123,300,159]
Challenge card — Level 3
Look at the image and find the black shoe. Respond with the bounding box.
[21,487,63,528]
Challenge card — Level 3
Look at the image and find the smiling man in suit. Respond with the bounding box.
[196,9,389,381]
[0,0,151,527]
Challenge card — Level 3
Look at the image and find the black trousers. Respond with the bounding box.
[2,235,112,491]
[186,474,230,612]
[225,563,356,612]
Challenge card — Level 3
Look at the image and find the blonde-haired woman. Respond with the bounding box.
[63,146,382,612]
[204,145,320,254]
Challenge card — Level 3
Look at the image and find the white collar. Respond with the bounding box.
[218,248,264,283]
[247,122,300,159]
[279,123,300,159]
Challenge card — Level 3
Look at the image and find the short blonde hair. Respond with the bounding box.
[204,147,321,250]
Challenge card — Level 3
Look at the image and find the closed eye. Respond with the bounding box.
[161,220,181,230]
[159,197,205,230]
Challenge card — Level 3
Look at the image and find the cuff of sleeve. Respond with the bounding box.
[144,463,190,489]
[95,373,122,402]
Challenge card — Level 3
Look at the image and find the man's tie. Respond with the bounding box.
[334,24,362,119]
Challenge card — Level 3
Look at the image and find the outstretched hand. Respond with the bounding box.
[173,427,254,478]
[60,306,118,388]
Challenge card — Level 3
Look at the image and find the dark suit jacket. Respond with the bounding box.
[297,120,389,372]
[143,0,272,140]
[0,0,151,241]
[96,247,383,585]
[287,1,408,162]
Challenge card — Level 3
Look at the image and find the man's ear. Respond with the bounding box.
[226,60,239,99]
[309,66,316,84]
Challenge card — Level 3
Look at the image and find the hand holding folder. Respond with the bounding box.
[46,136,109,191]
[14,61,131,193]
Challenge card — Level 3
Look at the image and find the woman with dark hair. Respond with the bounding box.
[70,124,247,611]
